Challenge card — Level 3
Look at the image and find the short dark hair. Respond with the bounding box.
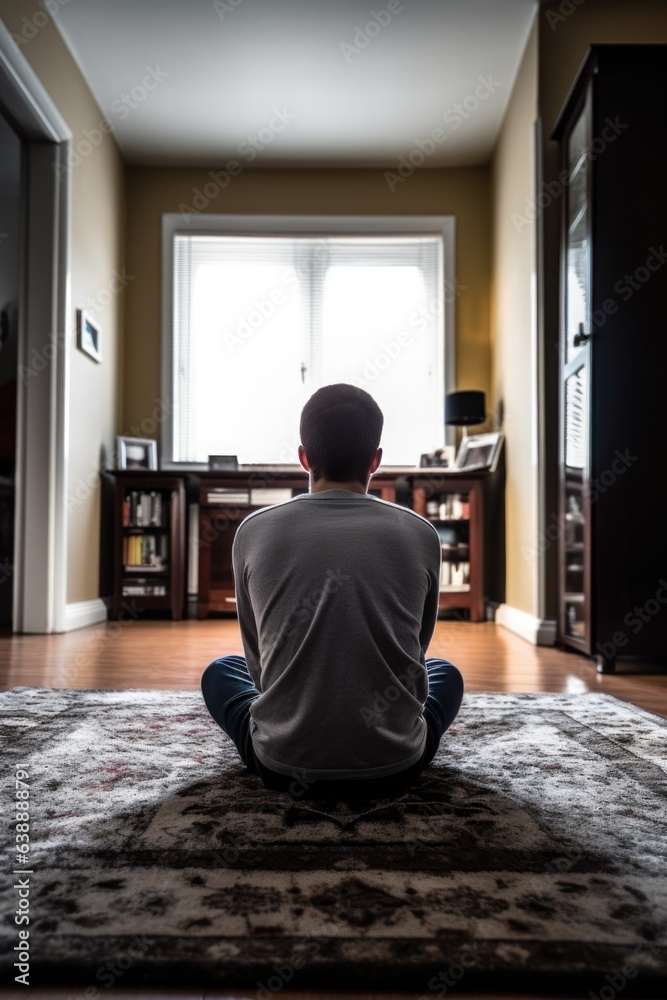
[299,383,383,484]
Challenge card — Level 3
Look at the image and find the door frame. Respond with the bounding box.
[0,21,71,633]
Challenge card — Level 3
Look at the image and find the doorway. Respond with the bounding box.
[0,113,21,628]
[0,22,71,633]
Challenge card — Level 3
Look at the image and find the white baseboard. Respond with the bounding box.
[64,598,108,632]
[495,603,556,646]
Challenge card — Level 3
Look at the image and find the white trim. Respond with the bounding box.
[161,213,457,465]
[496,603,557,646]
[64,598,108,632]
[0,22,71,633]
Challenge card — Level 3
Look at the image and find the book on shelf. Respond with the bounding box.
[122,532,168,571]
[425,493,471,521]
[205,488,250,505]
[440,561,470,589]
[122,579,167,597]
[249,488,293,506]
[123,490,164,527]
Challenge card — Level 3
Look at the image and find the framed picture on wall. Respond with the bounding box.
[76,309,102,363]
[117,436,158,471]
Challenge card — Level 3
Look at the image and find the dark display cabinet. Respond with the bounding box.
[552,45,667,672]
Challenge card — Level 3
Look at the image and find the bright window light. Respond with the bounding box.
[170,227,448,465]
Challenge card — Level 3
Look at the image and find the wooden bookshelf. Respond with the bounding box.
[412,476,485,622]
[107,472,186,621]
[102,466,501,622]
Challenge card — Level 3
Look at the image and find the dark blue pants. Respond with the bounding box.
[201,655,464,799]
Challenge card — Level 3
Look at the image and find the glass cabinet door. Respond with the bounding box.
[560,87,592,650]
[563,367,588,643]
[565,89,592,363]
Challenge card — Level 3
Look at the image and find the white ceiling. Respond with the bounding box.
[53,0,537,168]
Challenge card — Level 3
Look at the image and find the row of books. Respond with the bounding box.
[426,494,471,520]
[205,487,293,506]
[122,491,164,527]
[440,561,470,591]
[122,580,167,597]
[123,533,168,570]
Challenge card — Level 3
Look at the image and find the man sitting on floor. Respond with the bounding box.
[201,383,463,798]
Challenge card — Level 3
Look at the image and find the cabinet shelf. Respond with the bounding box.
[106,474,186,621]
[123,565,168,574]
[123,525,167,532]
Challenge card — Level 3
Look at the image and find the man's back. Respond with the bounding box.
[232,488,442,779]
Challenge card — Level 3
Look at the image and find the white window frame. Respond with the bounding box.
[161,214,457,468]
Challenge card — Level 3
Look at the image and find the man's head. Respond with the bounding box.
[299,383,383,485]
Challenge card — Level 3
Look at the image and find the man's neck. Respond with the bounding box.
[309,477,368,495]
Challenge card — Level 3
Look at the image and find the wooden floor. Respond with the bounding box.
[1,617,666,716]
[2,619,666,1000]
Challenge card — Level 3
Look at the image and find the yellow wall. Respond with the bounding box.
[491,20,538,616]
[2,3,126,606]
[123,166,491,440]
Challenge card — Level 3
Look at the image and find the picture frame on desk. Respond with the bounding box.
[456,432,503,472]
[208,455,239,471]
[117,436,158,471]
[419,446,456,469]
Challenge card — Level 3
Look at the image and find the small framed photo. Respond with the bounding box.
[456,432,503,472]
[419,445,456,469]
[208,454,239,471]
[76,309,102,363]
[117,436,158,471]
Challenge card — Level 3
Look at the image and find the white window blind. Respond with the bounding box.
[171,232,445,465]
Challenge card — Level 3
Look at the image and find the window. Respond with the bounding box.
[163,215,455,466]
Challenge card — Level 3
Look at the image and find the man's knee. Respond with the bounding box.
[201,657,225,689]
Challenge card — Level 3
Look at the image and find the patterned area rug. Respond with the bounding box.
[1,687,666,993]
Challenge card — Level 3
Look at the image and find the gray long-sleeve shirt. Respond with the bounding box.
[232,488,442,780]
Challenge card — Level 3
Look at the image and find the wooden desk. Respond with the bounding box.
[103,466,502,623]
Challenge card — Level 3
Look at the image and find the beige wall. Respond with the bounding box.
[1,2,126,605]
[538,0,667,617]
[123,166,491,440]
[491,20,538,616]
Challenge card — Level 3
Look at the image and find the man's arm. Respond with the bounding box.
[231,530,262,689]
[418,532,442,657]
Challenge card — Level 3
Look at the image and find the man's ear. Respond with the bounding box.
[369,447,382,475]
[298,444,310,472]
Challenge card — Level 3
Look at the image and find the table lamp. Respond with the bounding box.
[445,391,486,442]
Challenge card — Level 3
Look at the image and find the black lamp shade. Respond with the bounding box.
[445,390,486,427]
